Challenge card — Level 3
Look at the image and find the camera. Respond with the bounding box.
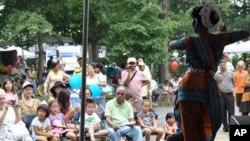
[9,100,16,105]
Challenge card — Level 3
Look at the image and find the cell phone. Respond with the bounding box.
[9,100,16,105]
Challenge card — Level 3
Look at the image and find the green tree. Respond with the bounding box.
[1,11,53,83]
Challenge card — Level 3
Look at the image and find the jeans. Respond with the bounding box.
[151,90,160,103]
[108,126,142,141]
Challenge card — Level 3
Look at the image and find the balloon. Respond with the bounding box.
[170,61,179,71]
[89,84,101,98]
[69,74,82,89]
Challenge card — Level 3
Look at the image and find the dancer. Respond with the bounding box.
[167,3,249,141]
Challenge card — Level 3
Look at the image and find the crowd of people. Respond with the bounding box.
[1,2,250,141]
[1,54,181,141]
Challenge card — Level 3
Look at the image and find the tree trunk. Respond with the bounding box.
[158,63,168,83]
[38,41,45,84]
[158,0,168,19]
[88,43,92,63]
[89,42,98,63]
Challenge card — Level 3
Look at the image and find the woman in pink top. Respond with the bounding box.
[2,79,18,105]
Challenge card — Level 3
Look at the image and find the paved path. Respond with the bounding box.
[154,106,230,141]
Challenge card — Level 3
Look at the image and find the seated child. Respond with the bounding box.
[163,112,177,140]
[80,99,107,141]
[137,100,164,141]
[31,104,58,141]
[126,94,159,119]
[48,100,77,141]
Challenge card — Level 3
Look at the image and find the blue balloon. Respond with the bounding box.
[69,74,82,89]
[89,84,101,98]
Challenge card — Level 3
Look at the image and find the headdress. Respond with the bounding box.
[199,3,220,28]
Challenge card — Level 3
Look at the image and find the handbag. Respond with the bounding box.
[100,85,113,95]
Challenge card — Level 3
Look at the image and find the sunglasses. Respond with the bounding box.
[128,62,136,65]
[116,92,125,96]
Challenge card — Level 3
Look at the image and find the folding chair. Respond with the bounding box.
[158,93,168,106]
[21,114,37,133]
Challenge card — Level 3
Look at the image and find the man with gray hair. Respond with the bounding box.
[105,86,142,141]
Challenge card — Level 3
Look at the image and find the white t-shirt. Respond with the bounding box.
[97,73,107,83]
[83,113,101,128]
[31,117,51,138]
[150,79,158,91]
[86,75,99,85]
[170,78,182,90]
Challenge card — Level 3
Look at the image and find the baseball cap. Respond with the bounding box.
[22,81,34,89]
[111,62,117,68]
[127,57,137,63]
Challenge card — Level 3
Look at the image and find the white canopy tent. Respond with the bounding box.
[5,46,36,59]
[224,40,250,53]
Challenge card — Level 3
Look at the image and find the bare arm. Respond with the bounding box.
[33,126,51,137]
[0,106,8,124]
[164,123,174,135]
[137,116,149,128]
[63,72,70,80]
[64,108,77,122]
[123,70,131,86]
[152,117,157,128]
[44,74,51,93]
[106,116,118,130]
[14,105,21,124]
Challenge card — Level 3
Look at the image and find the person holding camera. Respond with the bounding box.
[0,88,32,141]
[2,79,18,105]
[122,57,149,112]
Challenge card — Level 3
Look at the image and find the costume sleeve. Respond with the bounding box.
[173,36,192,50]
[222,30,250,45]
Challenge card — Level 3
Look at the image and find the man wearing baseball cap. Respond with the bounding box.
[121,57,149,111]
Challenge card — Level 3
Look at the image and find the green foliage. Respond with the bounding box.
[1,0,250,77]
[102,1,171,65]
[1,11,52,47]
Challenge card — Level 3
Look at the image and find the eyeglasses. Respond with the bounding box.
[116,92,125,96]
